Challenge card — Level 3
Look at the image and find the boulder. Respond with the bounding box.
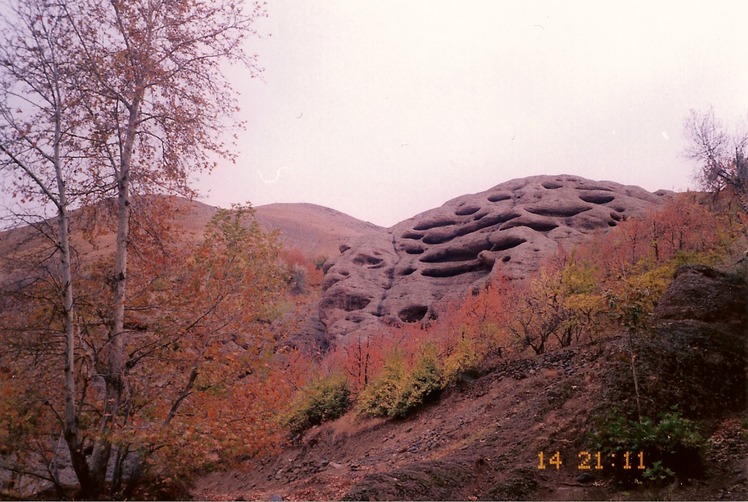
[319,175,670,343]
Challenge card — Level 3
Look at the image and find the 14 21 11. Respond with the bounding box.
[538,451,646,470]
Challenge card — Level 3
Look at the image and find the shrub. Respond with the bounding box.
[391,344,442,418]
[441,334,479,384]
[290,264,308,295]
[590,409,705,485]
[284,373,351,435]
[313,255,328,271]
[357,345,443,418]
[357,349,407,418]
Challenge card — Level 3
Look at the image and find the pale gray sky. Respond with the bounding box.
[200,0,748,227]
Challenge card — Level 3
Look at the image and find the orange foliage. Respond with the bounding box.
[0,205,291,491]
[577,193,735,281]
[324,276,514,397]
[2,191,740,493]
[280,247,325,293]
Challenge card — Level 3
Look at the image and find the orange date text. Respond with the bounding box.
[537,451,645,470]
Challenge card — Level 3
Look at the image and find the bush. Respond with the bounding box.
[391,345,442,418]
[313,255,328,271]
[284,373,351,435]
[357,345,443,418]
[590,409,705,485]
[357,349,407,418]
[289,264,308,295]
[441,335,479,384]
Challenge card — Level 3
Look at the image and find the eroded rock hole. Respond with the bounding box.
[541,181,563,189]
[420,241,493,263]
[413,218,457,231]
[423,233,454,245]
[345,295,371,312]
[400,266,417,276]
[455,205,481,216]
[487,193,512,202]
[352,253,384,268]
[578,193,616,204]
[500,218,559,232]
[320,293,371,312]
[402,231,424,240]
[472,212,521,230]
[526,204,592,217]
[578,185,613,192]
[490,235,527,251]
[421,260,490,278]
[399,305,428,323]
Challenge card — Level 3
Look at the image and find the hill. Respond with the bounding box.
[1,175,745,501]
[254,202,385,260]
[143,197,385,261]
[0,198,381,271]
[194,263,747,501]
[318,174,671,341]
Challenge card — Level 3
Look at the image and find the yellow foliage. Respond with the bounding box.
[442,335,479,383]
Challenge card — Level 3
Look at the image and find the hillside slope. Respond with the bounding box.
[0,198,381,270]
[159,197,385,261]
[254,202,385,260]
[193,264,747,501]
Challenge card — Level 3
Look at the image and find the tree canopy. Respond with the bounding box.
[0,0,269,497]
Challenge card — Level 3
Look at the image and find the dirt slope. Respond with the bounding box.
[192,264,747,501]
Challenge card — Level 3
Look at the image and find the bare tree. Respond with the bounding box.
[684,108,748,217]
[0,0,266,496]
[0,0,95,490]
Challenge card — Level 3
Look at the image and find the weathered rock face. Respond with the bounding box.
[603,264,747,418]
[321,175,670,340]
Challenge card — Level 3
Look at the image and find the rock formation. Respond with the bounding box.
[320,175,671,340]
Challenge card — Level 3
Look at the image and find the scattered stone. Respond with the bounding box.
[577,472,595,484]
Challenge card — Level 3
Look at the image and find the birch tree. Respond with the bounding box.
[0,0,94,490]
[1,0,266,496]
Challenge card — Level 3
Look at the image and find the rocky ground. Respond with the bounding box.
[192,264,747,501]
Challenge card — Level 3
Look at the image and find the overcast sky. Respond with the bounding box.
[199,0,748,227]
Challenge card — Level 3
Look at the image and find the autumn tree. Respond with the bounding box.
[0,0,92,491]
[506,267,568,355]
[106,205,286,490]
[685,108,748,219]
[0,0,267,497]
[449,277,510,357]
[0,204,288,497]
